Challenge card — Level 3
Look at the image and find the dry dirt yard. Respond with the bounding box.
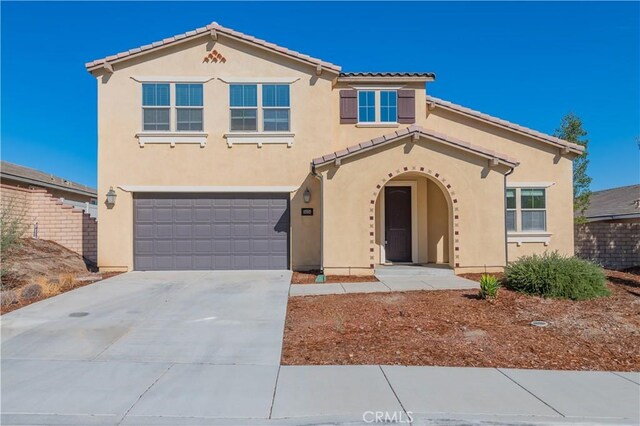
[292,270,379,284]
[282,270,640,371]
[1,238,117,314]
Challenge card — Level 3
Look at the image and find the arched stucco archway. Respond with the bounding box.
[369,166,459,268]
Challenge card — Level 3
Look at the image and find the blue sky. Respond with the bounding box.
[2,1,638,191]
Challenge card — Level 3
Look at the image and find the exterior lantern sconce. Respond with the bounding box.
[106,187,117,208]
[303,188,311,204]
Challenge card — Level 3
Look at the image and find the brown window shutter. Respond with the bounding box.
[340,90,357,124]
[397,90,415,124]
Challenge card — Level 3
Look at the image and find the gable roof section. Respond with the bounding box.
[427,96,585,155]
[581,184,640,221]
[1,161,97,198]
[312,125,519,169]
[85,22,342,74]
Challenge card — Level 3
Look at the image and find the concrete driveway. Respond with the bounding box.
[1,270,291,425]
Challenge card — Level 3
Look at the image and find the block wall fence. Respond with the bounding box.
[574,222,640,270]
[1,184,97,264]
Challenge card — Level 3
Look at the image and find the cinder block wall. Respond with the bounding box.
[574,222,640,270]
[1,184,97,264]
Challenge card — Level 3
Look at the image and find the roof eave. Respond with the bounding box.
[86,23,341,75]
[312,128,519,170]
[427,98,585,155]
[1,173,97,198]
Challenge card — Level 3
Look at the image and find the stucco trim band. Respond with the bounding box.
[118,186,298,193]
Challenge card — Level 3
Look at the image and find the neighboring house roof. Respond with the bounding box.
[426,96,585,155]
[0,161,97,198]
[581,184,640,222]
[312,125,519,168]
[85,21,342,74]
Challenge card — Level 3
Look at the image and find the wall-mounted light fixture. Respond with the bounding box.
[303,187,311,204]
[106,187,117,207]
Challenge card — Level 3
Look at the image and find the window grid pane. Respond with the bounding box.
[506,210,517,232]
[142,83,170,106]
[176,108,203,131]
[263,109,290,132]
[143,108,170,131]
[230,85,257,107]
[176,84,203,107]
[262,85,290,107]
[230,109,258,131]
[506,189,516,209]
[521,211,546,231]
[521,188,546,209]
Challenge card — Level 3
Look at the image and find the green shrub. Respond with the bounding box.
[479,274,500,299]
[1,198,27,255]
[505,252,608,300]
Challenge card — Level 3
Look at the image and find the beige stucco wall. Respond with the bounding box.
[93,31,576,273]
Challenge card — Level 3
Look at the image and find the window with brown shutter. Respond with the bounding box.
[397,90,415,124]
[340,90,357,124]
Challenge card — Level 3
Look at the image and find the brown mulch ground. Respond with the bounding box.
[282,270,640,371]
[1,238,121,315]
[292,270,379,284]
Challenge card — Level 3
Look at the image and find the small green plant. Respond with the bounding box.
[505,251,608,300]
[0,198,28,255]
[479,274,500,299]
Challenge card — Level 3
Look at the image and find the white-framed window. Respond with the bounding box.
[506,188,547,232]
[176,84,204,131]
[229,83,291,132]
[357,89,398,124]
[230,84,258,131]
[142,82,203,132]
[142,83,170,131]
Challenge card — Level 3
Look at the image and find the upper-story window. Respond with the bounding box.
[230,84,258,131]
[142,82,203,132]
[229,83,291,132]
[176,84,203,131]
[505,188,547,232]
[357,90,398,124]
[142,83,170,131]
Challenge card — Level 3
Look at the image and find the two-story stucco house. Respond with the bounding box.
[86,22,583,275]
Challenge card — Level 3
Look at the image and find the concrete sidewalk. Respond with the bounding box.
[1,363,637,425]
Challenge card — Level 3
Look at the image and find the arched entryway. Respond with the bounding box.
[374,171,454,268]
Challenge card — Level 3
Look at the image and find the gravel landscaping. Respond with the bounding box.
[292,270,378,284]
[282,270,640,371]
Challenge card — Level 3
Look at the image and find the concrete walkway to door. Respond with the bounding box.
[290,264,479,296]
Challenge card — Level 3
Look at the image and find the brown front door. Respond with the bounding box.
[385,186,412,262]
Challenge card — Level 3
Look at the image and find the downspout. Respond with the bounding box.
[310,163,324,275]
[504,166,515,267]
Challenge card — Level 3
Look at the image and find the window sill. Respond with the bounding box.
[507,232,552,246]
[223,132,294,148]
[355,123,400,128]
[136,132,208,148]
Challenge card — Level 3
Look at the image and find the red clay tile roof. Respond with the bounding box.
[426,96,584,154]
[339,72,435,79]
[85,22,342,73]
[312,125,519,168]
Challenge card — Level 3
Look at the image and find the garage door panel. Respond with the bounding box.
[134,193,289,270]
